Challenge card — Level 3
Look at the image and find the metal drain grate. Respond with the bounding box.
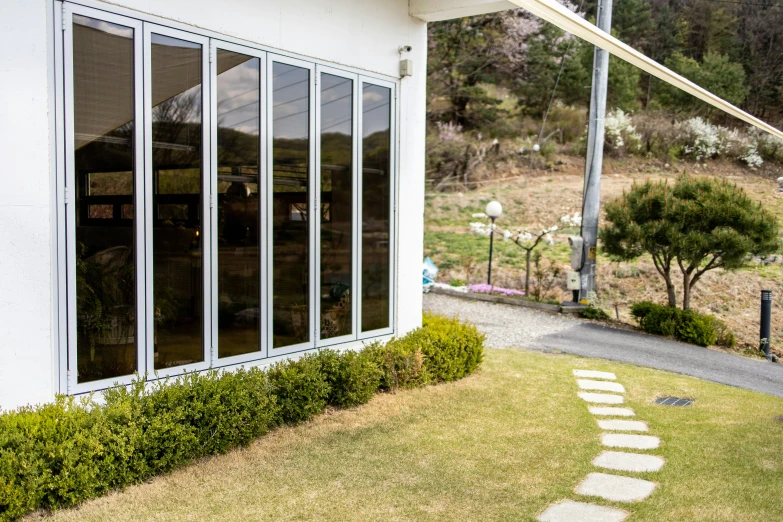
[655,397,693,407]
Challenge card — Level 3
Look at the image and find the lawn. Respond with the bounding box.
[32,349,783,521]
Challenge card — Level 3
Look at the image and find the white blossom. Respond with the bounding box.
[436,121,463,143]
[604,109,641,151]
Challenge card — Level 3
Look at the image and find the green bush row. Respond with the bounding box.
[630,301,736,347]
[0,313,484,521]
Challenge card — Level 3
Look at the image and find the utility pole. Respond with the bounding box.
[580,0,612,302]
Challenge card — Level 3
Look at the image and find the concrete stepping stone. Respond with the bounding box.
[578,379,626,393]
[576,472,657,502]
[579,392,624,404]
[589,406,635,417]
[597,419,648,432]
[602,433,660,450]
[593,451,665,473]
[538,500,628,522]
[573,370,617,380]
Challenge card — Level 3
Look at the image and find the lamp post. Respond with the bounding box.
[485,201,502,285]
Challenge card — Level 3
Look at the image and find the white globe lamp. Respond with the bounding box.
[485,201,502,219]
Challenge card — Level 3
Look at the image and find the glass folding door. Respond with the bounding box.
[64,5,145,392]
[211,42,266,363]
[267,56,315,354]
[143,25,211,376]
[358,79,395,337]
[60,3,397,394]
[316,67,358,346]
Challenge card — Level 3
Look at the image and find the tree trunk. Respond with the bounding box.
[525,250,531,296]
[682,273,692,310]
[663,269,677,307]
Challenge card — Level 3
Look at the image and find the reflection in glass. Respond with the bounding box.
[151,34,204,369]
[216,50,260,357]
[73,15,137,383]
[272,63,310,348]
[320,74,353,339]
[361,84,391,332]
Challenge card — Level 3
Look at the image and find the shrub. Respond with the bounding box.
[714,319,738,348]
[580,305,610,321]
[418,313,484,382]
[629,301,728,347]
[675,310,717,347]
[449,278,466,287]
[316,349,382,408]
[366,313,484,390]
[267,354,330,424]
[0,314,484,521]
[365,338,429,391]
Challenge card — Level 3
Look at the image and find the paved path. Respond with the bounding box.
[425,293,783,398]
[534,323,783,398]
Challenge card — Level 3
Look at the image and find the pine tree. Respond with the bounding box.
[601,176,780,310]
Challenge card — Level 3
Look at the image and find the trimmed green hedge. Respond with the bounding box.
[0,313,483,521]
[629,301,736,347]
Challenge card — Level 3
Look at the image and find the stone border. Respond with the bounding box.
[428,286,587,314]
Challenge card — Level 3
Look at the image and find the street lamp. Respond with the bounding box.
[485,201,502,285]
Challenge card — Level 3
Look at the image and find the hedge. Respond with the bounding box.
[629,301,736,347]
[0,313,483,521]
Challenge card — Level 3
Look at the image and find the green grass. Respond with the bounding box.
[425,230,572,272]
[35,349,783,521]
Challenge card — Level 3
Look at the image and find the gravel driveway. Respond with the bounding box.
[423,293,582,348]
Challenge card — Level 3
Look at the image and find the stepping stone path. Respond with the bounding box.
[538,500,628,522]
[589,406,635,417]
[537,369,666,521]
[593,451,665,473]
[578,392,625,404]
[602,433,660,449]
[576,473,657,502]
[597,419,648,432]
[578,379,626,393]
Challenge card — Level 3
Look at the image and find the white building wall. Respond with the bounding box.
[0,0,58,410]
[0,0,427,410]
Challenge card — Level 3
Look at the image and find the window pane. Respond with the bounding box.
[361,84,391,332]
[272,63,310,348]
[151,34,203,369]
[73,15,137,383]
[216,50,260,358]
[320,74,353,339]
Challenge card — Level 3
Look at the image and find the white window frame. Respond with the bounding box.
[54,0,399,395]
[143,23,213,379]
[265,53,317,357]
[210,40,269,366]
[357,76,397,340]
[62,4,146,394]
[315,64,360,348]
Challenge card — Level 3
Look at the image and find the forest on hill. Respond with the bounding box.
[426,0,783,185]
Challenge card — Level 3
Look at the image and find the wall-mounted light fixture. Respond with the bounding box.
[399,45,413,77]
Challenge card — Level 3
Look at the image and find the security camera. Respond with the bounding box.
[398,45,412,53]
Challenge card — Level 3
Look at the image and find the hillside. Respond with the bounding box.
[423,155,783,358]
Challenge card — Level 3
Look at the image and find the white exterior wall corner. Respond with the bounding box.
[0,0,57,410]
[409,0,516,22]
[0,0,427,409]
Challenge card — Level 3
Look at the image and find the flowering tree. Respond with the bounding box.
[470,212,581,295]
